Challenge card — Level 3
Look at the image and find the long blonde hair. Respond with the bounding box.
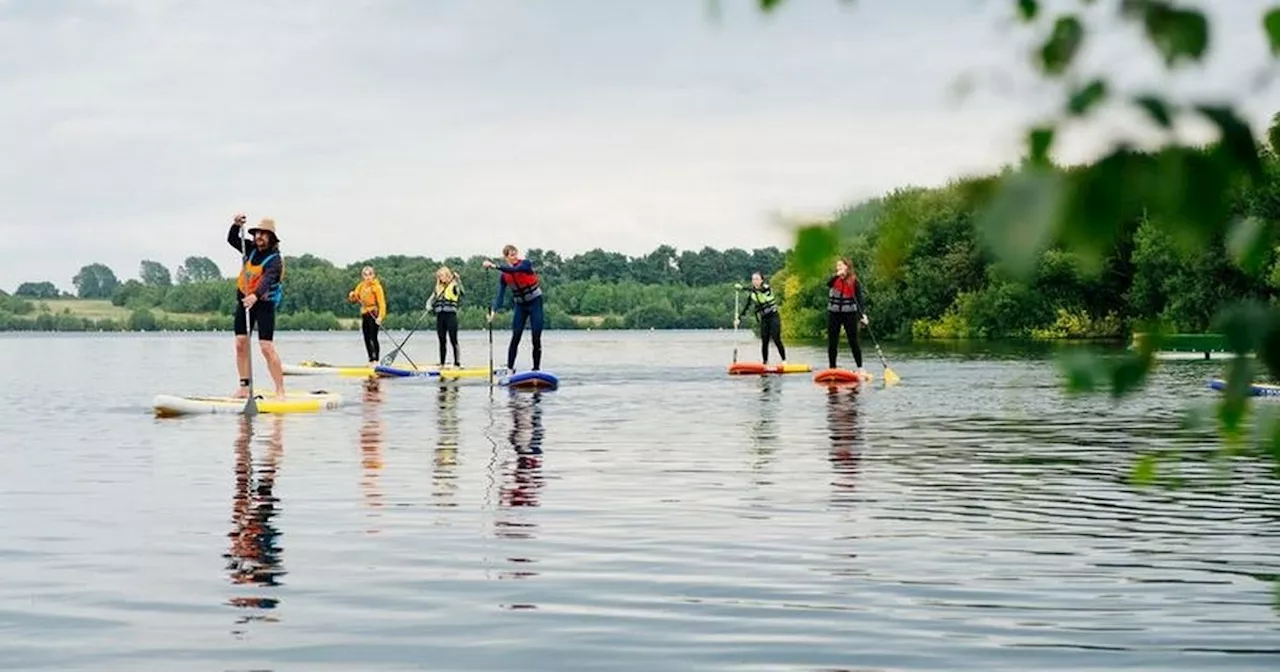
[435,266,454,285]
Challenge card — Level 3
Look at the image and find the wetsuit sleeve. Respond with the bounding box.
[739,293,753,318]
[494,259,533,273]
[256,254,283,299]
[228,224,248,256]
[826,275,837,288]
[855,280,867,313]
[455,278,464,296]
[492,275,506,312]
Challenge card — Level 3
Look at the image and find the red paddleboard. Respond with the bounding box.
[812,368,872,384]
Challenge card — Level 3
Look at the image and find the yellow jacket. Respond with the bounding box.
[349,278,387,318]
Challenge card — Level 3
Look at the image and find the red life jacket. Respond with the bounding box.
[828,275,859,313]
[502,262,543,304]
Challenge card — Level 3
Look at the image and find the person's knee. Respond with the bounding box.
[259,340,278,358]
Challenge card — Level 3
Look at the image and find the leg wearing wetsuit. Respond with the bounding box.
[437,312,460,366]
[361,313,380,362]
[847,313,863,368]
[508,297,545,371]
[761,312,785,363]
[827,311,861,369]
[529,297,544,371]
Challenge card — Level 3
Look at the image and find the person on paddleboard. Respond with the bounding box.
[228,214,287,400]
[827,257,869,372]
[429,265,464,368]
[348,265,387,365]
[735,271,787,365]
[484,245,543,372]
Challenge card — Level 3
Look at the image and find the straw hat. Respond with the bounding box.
[248,217,280,241]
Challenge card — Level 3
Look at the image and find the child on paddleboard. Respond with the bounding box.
[348,265,387,365]
[827,257,869,372]
[484,245,543,372]
[735,271,787,365]
[429,265,464,367]
[228,214,287,400]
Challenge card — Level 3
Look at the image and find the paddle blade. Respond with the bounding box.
[883,367,901,385]
[243,395,259,416]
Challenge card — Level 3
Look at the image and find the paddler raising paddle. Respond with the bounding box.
[484,245,543,372]
[826,257,869,373]
[228,214,287,400]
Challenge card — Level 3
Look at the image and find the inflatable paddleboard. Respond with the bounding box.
[283,360,377,376]
[153,390,344,417]
[728,362,812,375]
[500,370,559,390]
[812,368,873,384]
[375,364,506,379]
[1207,378,1280,397]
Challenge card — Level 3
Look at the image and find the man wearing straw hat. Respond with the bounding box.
[227,214,286,400]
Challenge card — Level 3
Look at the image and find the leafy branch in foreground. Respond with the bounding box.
[760,0,1280,477]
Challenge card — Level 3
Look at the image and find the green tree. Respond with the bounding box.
[72,263,119,299]
[139,260,172,287]
[175,256,221,284]
[14,281,60,299]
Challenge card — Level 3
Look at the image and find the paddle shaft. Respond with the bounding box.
[239,224,258,416]
[381,307,429,366]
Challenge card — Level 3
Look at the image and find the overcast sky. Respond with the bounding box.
[3,0,1279,291]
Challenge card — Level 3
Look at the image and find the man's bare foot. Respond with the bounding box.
[232,386,249,399]
[273,389,287,401]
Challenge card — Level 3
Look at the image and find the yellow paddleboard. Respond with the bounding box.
[153,390,344,417]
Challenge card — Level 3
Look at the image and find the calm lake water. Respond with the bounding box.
[0,329,1276,671]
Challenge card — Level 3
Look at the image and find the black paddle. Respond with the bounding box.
[238,220,258,416]
[380,307,429,368]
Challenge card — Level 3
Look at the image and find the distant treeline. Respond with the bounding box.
[1,245,787,331]
[771,136,1280,341]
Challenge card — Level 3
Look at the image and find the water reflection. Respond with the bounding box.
[751,376,781,477]
[496,389,546,591]
[825,384,864,508]
[433,384,460,507]
[359,377,385,531]
[225,415,285,629]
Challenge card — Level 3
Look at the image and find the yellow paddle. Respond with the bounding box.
[865,321,900,385]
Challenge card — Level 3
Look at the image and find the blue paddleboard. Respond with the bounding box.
[500,370,559,390]
[1208,378,1280,397]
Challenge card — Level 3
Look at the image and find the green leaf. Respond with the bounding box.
[1018,0,1039,22]
[1153,147,1232,252]
[1197,105,1265,183]
[1143,4,1209,67]
[1226,217,1273,275]
[1217,354,1254,439]
[1110,351,1153,398]
[1135,94,1173,128]
[976,168,1065,279]
[1059,148,1151,267]
[759,0,784,10]
[1264,8,1280,56]
[1059,350,1102,394]
[1067,79,1107,116]
[1028,126,1055,165]
[1037,15,1084,76]
[792,224,839,281]
[1131,453,1158,486]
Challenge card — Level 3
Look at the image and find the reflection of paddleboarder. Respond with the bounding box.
[502,390,545,510]
[225,415,285,614]
[825,385,864,506]
[494,390,546,587]
[750,376,781,473]
[434,384,460,506]
[359,377,385,522]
